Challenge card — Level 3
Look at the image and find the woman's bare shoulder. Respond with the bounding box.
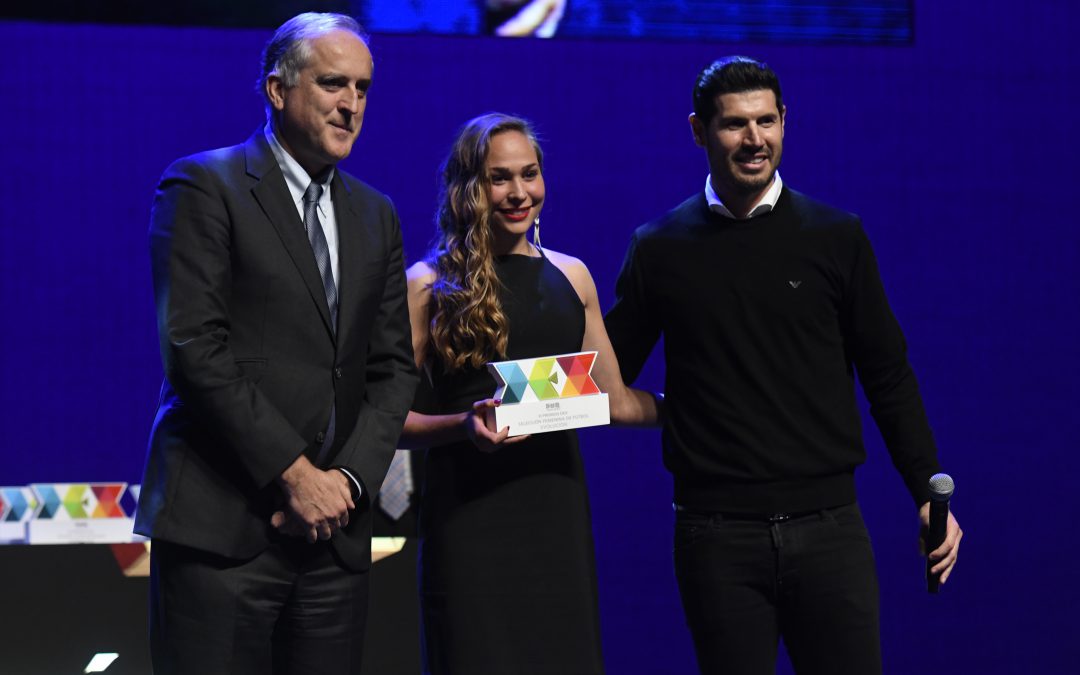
[542,247,596,304]
[407,260,437,288]
[542,247,588,276]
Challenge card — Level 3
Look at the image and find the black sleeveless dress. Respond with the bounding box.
[419,253,605,675]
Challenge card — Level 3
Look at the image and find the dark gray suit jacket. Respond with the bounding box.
[135,131,418,571]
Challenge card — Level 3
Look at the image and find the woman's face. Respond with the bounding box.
[485,130,545,239]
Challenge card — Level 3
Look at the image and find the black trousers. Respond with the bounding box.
[673,502,881,675]
[149,537,370,675]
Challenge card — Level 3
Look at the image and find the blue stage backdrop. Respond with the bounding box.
[1,2,1078,672]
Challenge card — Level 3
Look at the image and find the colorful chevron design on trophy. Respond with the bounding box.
[121,484,141,517]
[488,351,602,404]
[30,483,128,519]
[0,487,39,522]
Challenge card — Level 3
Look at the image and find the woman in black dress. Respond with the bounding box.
[399,113,660,674]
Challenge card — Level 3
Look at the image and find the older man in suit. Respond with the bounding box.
[135,13,418,674]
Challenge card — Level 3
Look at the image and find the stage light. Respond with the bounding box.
[84,653,119,673]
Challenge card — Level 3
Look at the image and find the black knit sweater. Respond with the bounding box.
[606,187,941,513]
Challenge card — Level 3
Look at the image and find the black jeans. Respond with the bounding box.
[673,503,881,675]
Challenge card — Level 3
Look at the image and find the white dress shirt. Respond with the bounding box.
[264,124,340,287]
[704,172,784,220]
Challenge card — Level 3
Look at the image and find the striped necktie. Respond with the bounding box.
[379,450,414,520]
[304,180,337,462]
[302,181,338,331]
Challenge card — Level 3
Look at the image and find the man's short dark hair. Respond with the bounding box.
[692,56,784,125]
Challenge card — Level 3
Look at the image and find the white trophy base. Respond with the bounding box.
[494,393,609,437]
[27,517,146,545]
[0,521,27,543]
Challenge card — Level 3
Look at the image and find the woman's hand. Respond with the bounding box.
[464,398,530,452]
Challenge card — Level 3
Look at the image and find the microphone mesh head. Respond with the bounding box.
[928,473,954,500]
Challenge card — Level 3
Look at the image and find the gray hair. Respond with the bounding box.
[258,12,368,101]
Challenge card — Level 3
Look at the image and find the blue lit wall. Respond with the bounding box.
[1,3,1077,672]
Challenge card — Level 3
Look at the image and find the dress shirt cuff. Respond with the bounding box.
[335,467,363,501]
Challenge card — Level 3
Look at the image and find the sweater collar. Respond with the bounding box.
[704,172,783,220]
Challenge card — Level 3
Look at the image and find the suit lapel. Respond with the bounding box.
[333,173,362,348]
[245,132,336,340]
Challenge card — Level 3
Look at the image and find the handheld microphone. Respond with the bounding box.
[926,473,954,594]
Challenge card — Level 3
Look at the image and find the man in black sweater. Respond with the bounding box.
[605,57,963,674]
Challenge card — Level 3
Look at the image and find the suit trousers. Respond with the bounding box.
[149,537,370,675]
[673,502,881,675]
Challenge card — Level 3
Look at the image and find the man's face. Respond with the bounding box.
[267,29,373,176]
[690,89,785,205]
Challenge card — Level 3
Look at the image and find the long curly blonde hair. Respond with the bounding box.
[428,113,544,371]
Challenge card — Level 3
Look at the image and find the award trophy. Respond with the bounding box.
[486,350,610,437]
